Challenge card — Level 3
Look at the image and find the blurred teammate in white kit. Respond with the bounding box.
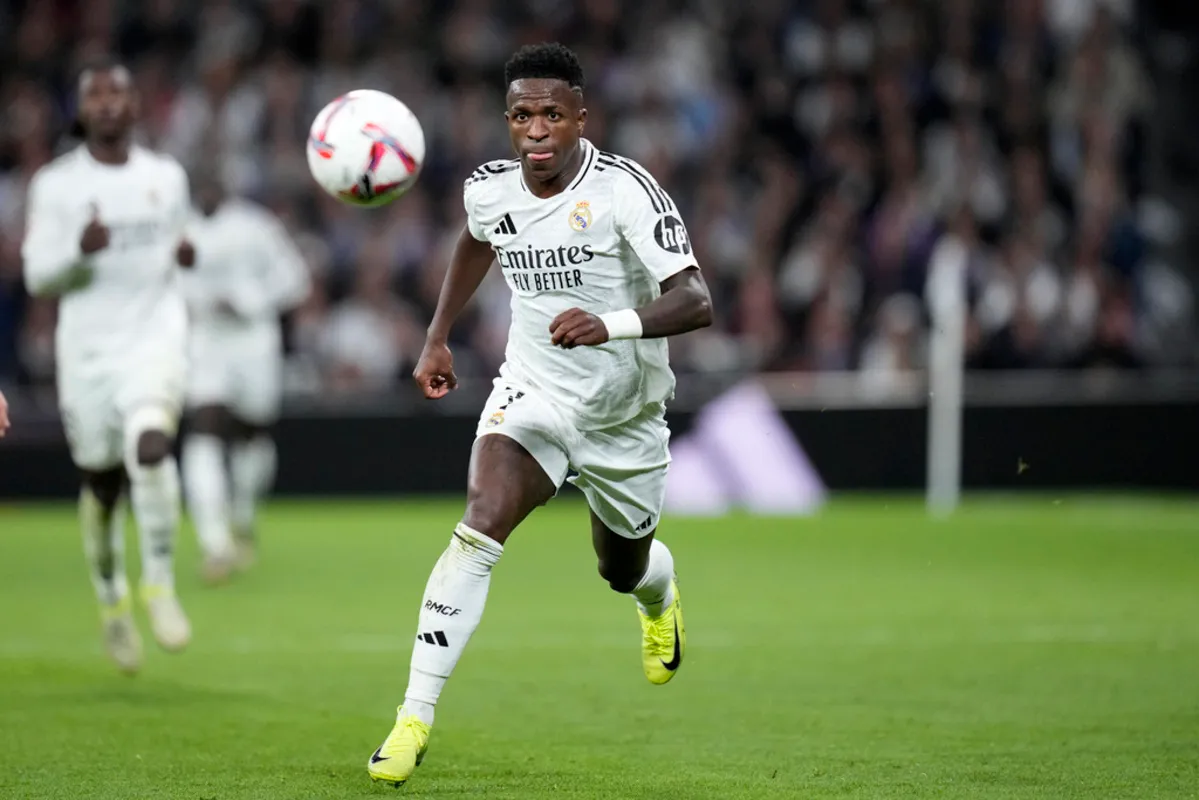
[21,58,194,674]
[180,173,310,584]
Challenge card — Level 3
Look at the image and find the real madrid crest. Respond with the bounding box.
[568,201,592,232]
[485,410,505,428]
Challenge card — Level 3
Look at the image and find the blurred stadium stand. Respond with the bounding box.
[1,0,1197,496]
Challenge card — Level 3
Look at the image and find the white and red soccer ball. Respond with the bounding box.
[306,89,426,207]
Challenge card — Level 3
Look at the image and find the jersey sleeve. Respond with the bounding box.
[463,176,490,243]
[21,169,90,297]
[611,165,697,283]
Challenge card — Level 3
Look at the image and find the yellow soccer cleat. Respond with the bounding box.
[368,708,431,787]
[639,577,685,685]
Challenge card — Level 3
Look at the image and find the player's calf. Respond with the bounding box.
[182,404,237,581]
[123,405,191,651]
[228,418,276,567]
[79,466,141,673]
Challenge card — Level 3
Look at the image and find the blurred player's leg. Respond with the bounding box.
[228,424,276,567]
[80,466,142,675]
[61,380,145,674]
[227,346,283,569]
[123,404,191,652]
[369,433,557,787]
[181,404,236,583]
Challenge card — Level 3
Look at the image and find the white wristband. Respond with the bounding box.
[599,309,643,340]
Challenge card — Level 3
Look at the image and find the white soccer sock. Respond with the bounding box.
[182,433,233,558]
[230,436,276,534]
[402,523,504,726]
[631,538,675,617]
[128,455,182,590]
[79,487,129,607]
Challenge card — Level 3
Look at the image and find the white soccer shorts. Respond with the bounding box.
[58,347,186,471]
[186,334,282,425]
[474,378,671,539]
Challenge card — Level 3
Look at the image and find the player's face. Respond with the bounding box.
[505,79,586,180]
[79,68,137,142]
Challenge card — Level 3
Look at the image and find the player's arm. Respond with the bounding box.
[633,267,712,337]
[413,224,495,398]
[550,267,712,347]
[21,173,106,296]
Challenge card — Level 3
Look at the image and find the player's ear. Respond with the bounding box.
[577,106,587,135]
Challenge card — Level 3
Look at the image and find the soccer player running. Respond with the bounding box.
[368,43,713,786]
[21,59,194,674]
[180,173,310,584]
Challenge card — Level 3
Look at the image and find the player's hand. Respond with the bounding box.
[550,308,609,349]
[413,340,458,399]
[0,390,10,438]
[80,204,110,255]
[175,238,196,268]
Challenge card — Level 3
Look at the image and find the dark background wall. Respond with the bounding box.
[2,401,1194,500]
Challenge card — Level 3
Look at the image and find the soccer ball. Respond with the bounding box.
[306,89,426,207]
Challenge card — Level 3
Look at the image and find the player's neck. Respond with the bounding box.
[522,145,584,199]
[86,138,131,166]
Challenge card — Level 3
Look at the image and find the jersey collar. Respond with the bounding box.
[519,138,596,197]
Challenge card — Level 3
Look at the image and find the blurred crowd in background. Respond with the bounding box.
[0,0,1196,399]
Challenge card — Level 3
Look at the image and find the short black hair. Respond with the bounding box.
[504,42,585,91]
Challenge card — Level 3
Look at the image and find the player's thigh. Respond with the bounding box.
[116,345,187,438]
[229,349,282,427]
[59,372,124,471]
[571,405,671,541]
[466,382,571,544]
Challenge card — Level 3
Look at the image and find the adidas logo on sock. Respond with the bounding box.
[493,213,517,236]
[418,631,449,647]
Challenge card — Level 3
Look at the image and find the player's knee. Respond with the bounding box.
[596,558,642,594]
[136,430,172,466]
[124,405,177,469]
[83,467,125,508]
[461,500,515,545]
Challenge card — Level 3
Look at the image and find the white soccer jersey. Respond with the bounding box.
[22,145,191,370]
[464,138,698,431]
[180,198,309,347]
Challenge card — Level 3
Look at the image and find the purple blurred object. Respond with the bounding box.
[665,381,826,516]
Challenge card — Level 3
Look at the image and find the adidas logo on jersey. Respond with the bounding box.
[635,515,654,533]
[493,213,517,236]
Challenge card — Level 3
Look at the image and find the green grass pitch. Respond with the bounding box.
[1,495,1196,799]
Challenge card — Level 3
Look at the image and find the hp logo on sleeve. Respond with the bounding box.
[653,215,691,255]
